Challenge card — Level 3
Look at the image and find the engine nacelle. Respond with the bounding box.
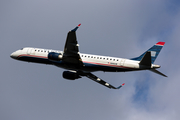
[63,71,81,80]
[48,52,62,61]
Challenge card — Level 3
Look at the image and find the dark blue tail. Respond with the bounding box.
[131,42,165,63]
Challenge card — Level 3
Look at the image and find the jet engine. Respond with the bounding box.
[63,71,81,80]
[48,52,62,61]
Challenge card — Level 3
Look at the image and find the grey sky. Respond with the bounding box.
[1,0,180,120]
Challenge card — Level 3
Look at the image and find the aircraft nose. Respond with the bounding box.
[10,51,18,59]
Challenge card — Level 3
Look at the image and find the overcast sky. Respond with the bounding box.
[1,0,180,120]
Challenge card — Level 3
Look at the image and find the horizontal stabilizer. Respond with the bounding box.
[139,51,151,67]
[150,69,167,77]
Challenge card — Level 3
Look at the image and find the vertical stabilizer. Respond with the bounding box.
[131,42,165,63]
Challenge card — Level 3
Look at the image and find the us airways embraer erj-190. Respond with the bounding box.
[10,24,167,89]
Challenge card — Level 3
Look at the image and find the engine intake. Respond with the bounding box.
[63,71,81,80]
[48,52,62,61]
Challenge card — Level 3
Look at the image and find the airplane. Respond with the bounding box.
[10,24,167,89]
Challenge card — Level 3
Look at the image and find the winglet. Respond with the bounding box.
[78,24,81,27]
[116,83,125,89]
[71,24,81,32]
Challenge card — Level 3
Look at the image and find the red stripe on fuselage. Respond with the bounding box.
[83,61,135,69]
[17,54,135,70]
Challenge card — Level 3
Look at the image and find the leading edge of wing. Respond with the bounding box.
[84,72,125,89]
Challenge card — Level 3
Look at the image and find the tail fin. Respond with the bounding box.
[131,42,165,63]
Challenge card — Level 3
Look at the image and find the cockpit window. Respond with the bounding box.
[20,48,24,50]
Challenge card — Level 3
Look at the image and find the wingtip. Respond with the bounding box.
[78,24,81,27]
[117,83,125,89]
[71,24,81,32]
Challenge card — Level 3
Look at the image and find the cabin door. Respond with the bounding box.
[27,48,32,55]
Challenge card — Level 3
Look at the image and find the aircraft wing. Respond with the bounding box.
[62,24,84,67]
[84,72,125,89]
[62,25,124,89]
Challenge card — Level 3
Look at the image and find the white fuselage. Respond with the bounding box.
[11,47,157,72]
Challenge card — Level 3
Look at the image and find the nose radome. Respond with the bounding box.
[10,52,16,59]
[10,51,19,59]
